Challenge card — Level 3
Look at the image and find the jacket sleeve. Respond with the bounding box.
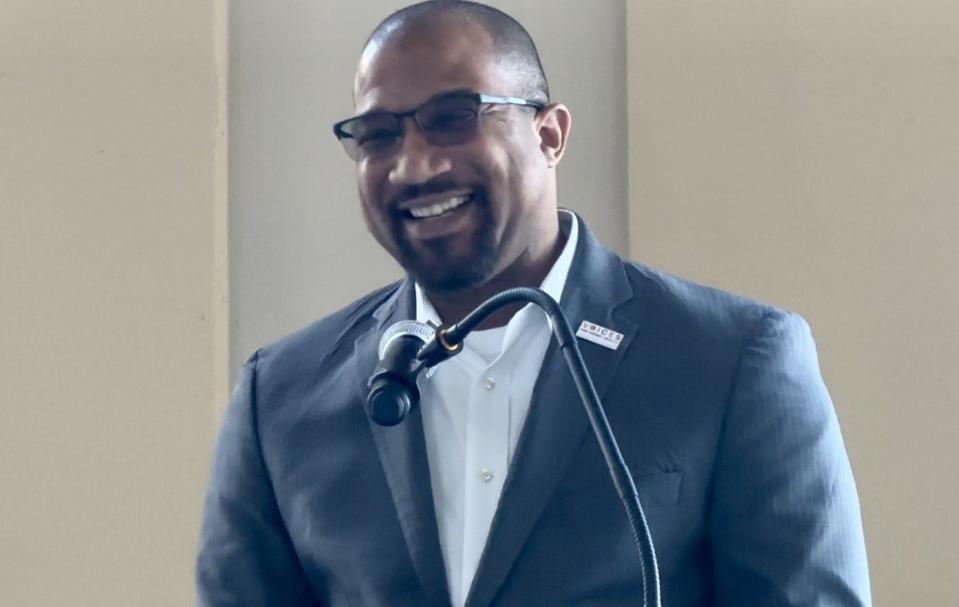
[196,351,319,607]
[707,310,872,606]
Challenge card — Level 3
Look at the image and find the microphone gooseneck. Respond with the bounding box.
[416,288,662,607]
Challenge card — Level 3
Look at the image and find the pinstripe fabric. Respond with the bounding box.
[196,216,871,606]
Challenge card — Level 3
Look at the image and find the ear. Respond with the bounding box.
[536,103,572,169]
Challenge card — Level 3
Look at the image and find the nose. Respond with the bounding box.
[387,120,452,186]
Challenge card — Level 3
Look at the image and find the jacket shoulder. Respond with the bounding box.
[620,260,796,342]
[250,281,402,378]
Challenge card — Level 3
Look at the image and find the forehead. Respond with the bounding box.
[353,20,517,114]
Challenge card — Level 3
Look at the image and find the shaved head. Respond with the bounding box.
[346,0,572,316]
[360,1,550,104]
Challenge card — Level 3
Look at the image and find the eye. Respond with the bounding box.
[357,128,399,147]
[424,108,476,132]
[353,119,401,155]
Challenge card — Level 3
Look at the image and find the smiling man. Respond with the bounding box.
[344,6,569,329]
[196,2,871,606]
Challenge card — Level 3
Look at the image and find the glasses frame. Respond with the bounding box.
[332,90,546,160]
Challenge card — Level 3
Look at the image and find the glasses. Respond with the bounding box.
[333,90,545,161]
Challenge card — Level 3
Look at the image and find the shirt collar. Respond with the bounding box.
[415,210,579,325]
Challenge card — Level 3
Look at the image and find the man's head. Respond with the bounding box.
[340,1,571,293]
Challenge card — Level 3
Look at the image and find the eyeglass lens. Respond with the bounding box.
[342,94,481,160]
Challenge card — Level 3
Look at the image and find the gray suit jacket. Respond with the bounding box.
[197,219,871,606]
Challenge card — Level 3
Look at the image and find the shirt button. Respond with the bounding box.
[479,469,494,482]
[482,376,496,390]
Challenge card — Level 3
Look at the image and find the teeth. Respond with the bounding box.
[408,195,469,219]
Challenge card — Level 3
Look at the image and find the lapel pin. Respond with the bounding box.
[575,320,624,351]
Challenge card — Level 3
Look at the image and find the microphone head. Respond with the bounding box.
[366,378,414,427]
[366,320,432,427]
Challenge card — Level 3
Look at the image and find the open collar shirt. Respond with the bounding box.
[414,211,579,607]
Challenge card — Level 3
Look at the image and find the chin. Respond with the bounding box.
[409,259,494,292]
[398,228,500,293]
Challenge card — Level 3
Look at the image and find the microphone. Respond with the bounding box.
[366,320,436,426]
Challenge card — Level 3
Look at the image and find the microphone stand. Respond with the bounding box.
[417,287,661,607]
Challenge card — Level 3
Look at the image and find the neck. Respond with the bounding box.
[422,214,566,330]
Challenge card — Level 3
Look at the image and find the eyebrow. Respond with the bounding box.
[355,88,478,118]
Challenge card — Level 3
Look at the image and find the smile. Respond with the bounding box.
[404,194,473,220]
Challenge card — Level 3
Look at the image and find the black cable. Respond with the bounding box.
[418,287,661,607]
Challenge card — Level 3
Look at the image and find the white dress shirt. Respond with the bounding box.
[415,211,579,607]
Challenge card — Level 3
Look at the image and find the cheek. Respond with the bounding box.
[499,122,546,175]
[504,141,546,199]
[356,164,386,219]
[475,140,529,191]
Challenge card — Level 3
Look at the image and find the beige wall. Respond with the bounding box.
[4,0,956,604]
[628,1,959,604]
[0,2,226,605]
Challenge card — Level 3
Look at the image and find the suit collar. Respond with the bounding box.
[357,281,454,607]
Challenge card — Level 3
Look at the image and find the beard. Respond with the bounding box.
[390,192,500,292]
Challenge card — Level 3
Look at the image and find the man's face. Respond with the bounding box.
[351,23,553,292]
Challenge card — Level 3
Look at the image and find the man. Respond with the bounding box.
[197,1,871,605]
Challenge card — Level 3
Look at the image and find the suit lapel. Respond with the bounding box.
[356,280,453,607]
[466,218,639,607]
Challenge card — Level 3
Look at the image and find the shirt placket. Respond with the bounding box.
[460,357,510,600]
